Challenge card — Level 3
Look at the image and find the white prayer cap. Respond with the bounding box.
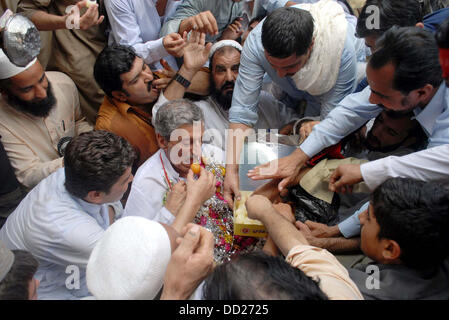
[0,49,37,80]
[209,40,243,59]
[0,241,14,282]
[86,216,172,300]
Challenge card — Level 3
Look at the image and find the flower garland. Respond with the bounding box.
[162,158,264,263]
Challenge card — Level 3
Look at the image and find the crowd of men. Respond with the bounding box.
[1,0,449,300]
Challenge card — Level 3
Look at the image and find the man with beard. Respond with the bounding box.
[0,50,92,190]
[153,39,299,150]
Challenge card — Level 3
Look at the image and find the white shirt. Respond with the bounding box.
[361,144,449,191]
[0,168,121,300]
[124,146,223,223]
[105,0,181,69]
[153,91,300,150]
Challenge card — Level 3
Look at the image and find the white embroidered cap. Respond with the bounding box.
[86,216,172,300]
[209,40,243,59]
[0,49,37,80]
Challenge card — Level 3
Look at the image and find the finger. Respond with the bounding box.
[294,221,302,230]
[177,224,201,254]
[195,227,214,255]
[204,42,213,57]
[223,191,235,210]
[95,15,105,25]
[206,13,218,35]
[199,32,206,46]
[160,59,174,71]
[199,13,213,35]
[182,31,188,42]
[187,168,195,183]
[194,16,205,32]
[77,0,88,10]
[278,177,291,192]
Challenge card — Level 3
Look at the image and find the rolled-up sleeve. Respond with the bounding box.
[105,0,169,65]
[361,145,449,191]
[299,87,381,158]
[229,27,266,127]
[286,244,364,300]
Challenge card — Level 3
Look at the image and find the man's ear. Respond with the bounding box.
[156,133,168,149]
[111,90,128,102]
[382,239,402,262]
[409,84,435,105]
[85,190,104,204]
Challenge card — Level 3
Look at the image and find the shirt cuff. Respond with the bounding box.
[160,206,176,224]
[298,134,322,158]
[145,37,169,65]
[338,202,369,238]
[360,159,388,191]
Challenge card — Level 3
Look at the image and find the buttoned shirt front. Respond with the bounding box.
[95,96,159,167]
[0,168,120,300]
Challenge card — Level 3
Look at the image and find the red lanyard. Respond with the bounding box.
[160,152,173,191]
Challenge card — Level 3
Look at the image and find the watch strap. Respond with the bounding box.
[173,72,191,88]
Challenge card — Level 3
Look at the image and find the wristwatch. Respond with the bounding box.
[173,72,191,88]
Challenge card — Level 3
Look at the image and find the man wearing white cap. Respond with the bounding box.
[0,51,92,190]
[152,39,298,150]
[86,218,214,300]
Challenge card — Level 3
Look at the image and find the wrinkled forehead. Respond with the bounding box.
[211,47,241,68]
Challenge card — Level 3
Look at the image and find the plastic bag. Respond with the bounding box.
[286,185,340,226]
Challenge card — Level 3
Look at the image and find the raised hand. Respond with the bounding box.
[179,11,218,36]
[219,17,244,41]
[163,33,186,58]
[181,31,212,72]
[76,0,104,31]
[247,148,309,192]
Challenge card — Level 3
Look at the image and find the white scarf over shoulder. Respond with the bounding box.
[291,0,348,96]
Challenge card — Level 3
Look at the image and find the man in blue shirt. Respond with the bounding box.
[224,1,365,206]
[249,27,449,245]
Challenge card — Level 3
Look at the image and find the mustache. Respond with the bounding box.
[220,81,235,91]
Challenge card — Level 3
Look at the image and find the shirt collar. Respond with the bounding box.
[160,149,182,181]
[108,96,133,117]
[72,195,104,218]
[414,83,447,136]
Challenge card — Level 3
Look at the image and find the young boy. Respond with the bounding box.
[349,178,449,299]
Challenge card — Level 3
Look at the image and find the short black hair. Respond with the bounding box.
[202,251,328,300]
[64,130,136,199]
[436,17,449,49]
[356,0,423,39]
[371,178,449,270]
[0,250,38,300]
[369,26,442,94]
[94,45,137,97]
[261,7,314,59]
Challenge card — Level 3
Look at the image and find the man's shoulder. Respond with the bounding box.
[95,98,121,130]
[46,71,76,87]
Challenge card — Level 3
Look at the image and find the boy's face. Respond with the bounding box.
[359,204,389,263]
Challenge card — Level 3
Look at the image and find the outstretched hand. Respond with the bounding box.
[181,31,212,71]
[329,164,363,194]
